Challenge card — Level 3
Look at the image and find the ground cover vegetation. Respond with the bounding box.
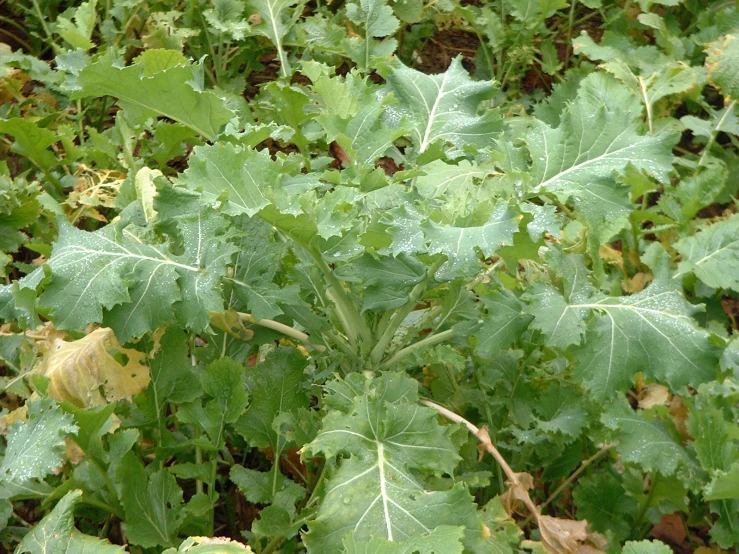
[0,0,738,551]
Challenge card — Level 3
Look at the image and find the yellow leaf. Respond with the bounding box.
[35,328,150,407]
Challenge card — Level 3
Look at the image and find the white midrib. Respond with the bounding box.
[419,72,449,153]
[267,0,288,77]
[377,441,393,541]
[692,237,739,267]
[533,127,633,192]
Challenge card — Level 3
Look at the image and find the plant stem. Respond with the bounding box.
[30,0,56,50]
[698,99,737,168]
[633,472,659,533]
[370,258,444,366]
[192,346,204,498]
[378,329,455,370]
[262,536,285,554]
[311,251,372,346]
[80,495,124,520]
[638,76,654,134]
[564,0,577,68]
[238,312,326,352]
[421,400,541,518]
[521,441,616,526]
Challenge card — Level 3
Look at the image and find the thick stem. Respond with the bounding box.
[638,77,654,135]
[311,252,372,346]
[370,258,444,366]
[238,312,326,352]
[378,329,455,370]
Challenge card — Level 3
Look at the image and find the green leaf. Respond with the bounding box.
[0,399,77,495]
[181,143,279,217]
[16,490,126,553]
[622,541,673,554]
[204,0,250,41]
[601,402,689,476]
[177,358,248,448]
[136,327,202,427]
[527,73,677,242]
[344,0,400,71]
[303,372,478,552]
[246,0,305,77]
[162,537,254,553]
[573,472,637,543]
[117,452,185,548]
[384,57,502,154]
[230,465,304,505]
[414,160,495,200]
[705,462,739,501]
[387,200,519,279]
[0,118,59,170]
[526,255,720,399]
[56,0,98,50]
[234,347,309,450]
[21,205,236,338]
[342,525,465,553]
[706,33,739,101]
[675,214,739,292]
[475,290,533,359]
[73,50,234,141]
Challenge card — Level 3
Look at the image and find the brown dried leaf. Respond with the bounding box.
[638,384,670,409]
[500,471,534,516]
[35,327,150,407]
[539,515,607,554]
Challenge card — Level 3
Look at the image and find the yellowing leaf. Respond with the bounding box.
[35,328,150,407]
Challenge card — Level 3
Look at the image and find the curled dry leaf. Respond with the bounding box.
[538,515,607,554]
[500,471,535,516]
[35,327,150,408]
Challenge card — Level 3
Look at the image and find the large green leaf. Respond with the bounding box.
[20,202,236,339]
[0,118,59,171]
[526,73,677,244]
[72,50,234,140]
[342,525,465,554]
[384,57,502,154]
[602,401,689,476]
[245,0,305,76]
[706,33,739,101]
[177,358,248,449]
[181,143,279,217]
[526,252,720,399]
[385,200,520,279]
[303,372,477,552]
[675,214,739,292]
[344,0,400,70]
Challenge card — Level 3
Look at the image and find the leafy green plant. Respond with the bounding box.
[1,0,739,552]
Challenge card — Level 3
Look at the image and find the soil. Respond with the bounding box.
[414,29,479,74]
